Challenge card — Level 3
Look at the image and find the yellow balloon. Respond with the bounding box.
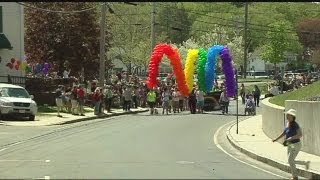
[184,49,199,93]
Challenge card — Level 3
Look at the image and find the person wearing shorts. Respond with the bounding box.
[161,87,170,115]
[196,88,205,113]
[147,88,156,115]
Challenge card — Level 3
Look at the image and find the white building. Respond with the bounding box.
[0,2,24,82]
[247,48,297,75]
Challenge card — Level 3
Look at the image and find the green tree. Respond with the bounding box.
[156,3,192,44]
[261,21,302,70]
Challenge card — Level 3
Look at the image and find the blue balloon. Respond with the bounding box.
[205,45,224,92]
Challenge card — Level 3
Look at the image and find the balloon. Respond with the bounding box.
[197,48,208,92]
[220,47,237,97]
[184,49,199,93]
[20,62,27,70]
[16,60,21,66]
[205,45,224,92]
[14,64,19,70]
[146,43,189,96]
[35,63,42,74]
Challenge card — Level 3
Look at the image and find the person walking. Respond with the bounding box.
[172,88,180,113]
[55,85,64,117]
[104,86,113,113]
[219,88,230,114]
[147,88,157,115]
[252,85,261,107]
[240,83,246,105]
[77,84,86,116]
[93,88,102,115]
[70,85,79,115]
[188,88,197,114]
[161,87,171,115]
[196,88,205,114]
[272,109,310,180]
[123,86,132,112]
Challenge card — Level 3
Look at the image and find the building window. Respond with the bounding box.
[0,6,2,33]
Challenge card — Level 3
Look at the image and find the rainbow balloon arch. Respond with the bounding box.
[146,43,237,97]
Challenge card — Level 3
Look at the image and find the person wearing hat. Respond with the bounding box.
[272,109,310,180]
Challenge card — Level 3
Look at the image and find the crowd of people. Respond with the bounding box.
[53,71,220,117]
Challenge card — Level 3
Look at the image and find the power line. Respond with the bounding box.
[17,2,101,14]
[155,3,297,32]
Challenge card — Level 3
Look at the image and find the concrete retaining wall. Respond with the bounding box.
[261,98,285,140]
[262,98,320,156]
[285,100,320,156]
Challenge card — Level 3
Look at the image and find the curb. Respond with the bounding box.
[226,121,320,179]
[51,109,149,126]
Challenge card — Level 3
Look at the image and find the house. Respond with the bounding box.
[0,2,24,84]
[247,48,297,76]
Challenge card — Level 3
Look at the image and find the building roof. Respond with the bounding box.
[0,33,12,49]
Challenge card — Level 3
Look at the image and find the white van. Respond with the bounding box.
[0,83,37,121]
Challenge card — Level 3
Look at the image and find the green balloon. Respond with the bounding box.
[197,48,208,92]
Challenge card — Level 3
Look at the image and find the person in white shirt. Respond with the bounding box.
[172,88,180,113]
[196,88,205,113]
[162,87,171,115]
[219,88,230,114]
[63,69,71,78]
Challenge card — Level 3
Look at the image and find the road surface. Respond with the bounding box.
[0,102,291,179]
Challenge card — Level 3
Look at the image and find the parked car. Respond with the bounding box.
[0,83,37,121]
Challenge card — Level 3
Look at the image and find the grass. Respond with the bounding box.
[269,81,320,107]
[246,83,269,95]
[37,105,94,115]
[238,78,271,83]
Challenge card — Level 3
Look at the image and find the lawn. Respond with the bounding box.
[269,81,320,107]
[37,105,94,115]
[238,78,271,83]
[245,83,269,95]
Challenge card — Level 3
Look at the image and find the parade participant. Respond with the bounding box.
[93,87,103,115]
[70,85,79,115]
[147,88,157,115]
[161,87,171,115]
[172,88,180,113]
[219,88,230,114]
[123,86,133,112]
[196,88,205,114]
[77,84,86,116]
[188,88,197,114]
[55,85,64,117]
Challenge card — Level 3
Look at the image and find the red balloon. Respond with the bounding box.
[15,64,19,70]
[10,58,15,64]
[16,60,21,65]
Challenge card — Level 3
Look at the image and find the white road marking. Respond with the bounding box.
[0,148,7,152]
[213,120,288,179]
[45,160,50,163]
[0,160,49,162]
[176,161,195,164]
[44,176,50,180]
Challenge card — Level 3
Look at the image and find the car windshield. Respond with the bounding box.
[0,87,30,98]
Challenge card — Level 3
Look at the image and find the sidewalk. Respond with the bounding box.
[226,115,320,179]
[0,107,148,127]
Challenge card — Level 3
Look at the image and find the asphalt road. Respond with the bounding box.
[0,101,290,179]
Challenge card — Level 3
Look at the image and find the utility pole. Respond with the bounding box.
[99,3,106,87]
[243,2,249,79]
[150,2,156,70]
